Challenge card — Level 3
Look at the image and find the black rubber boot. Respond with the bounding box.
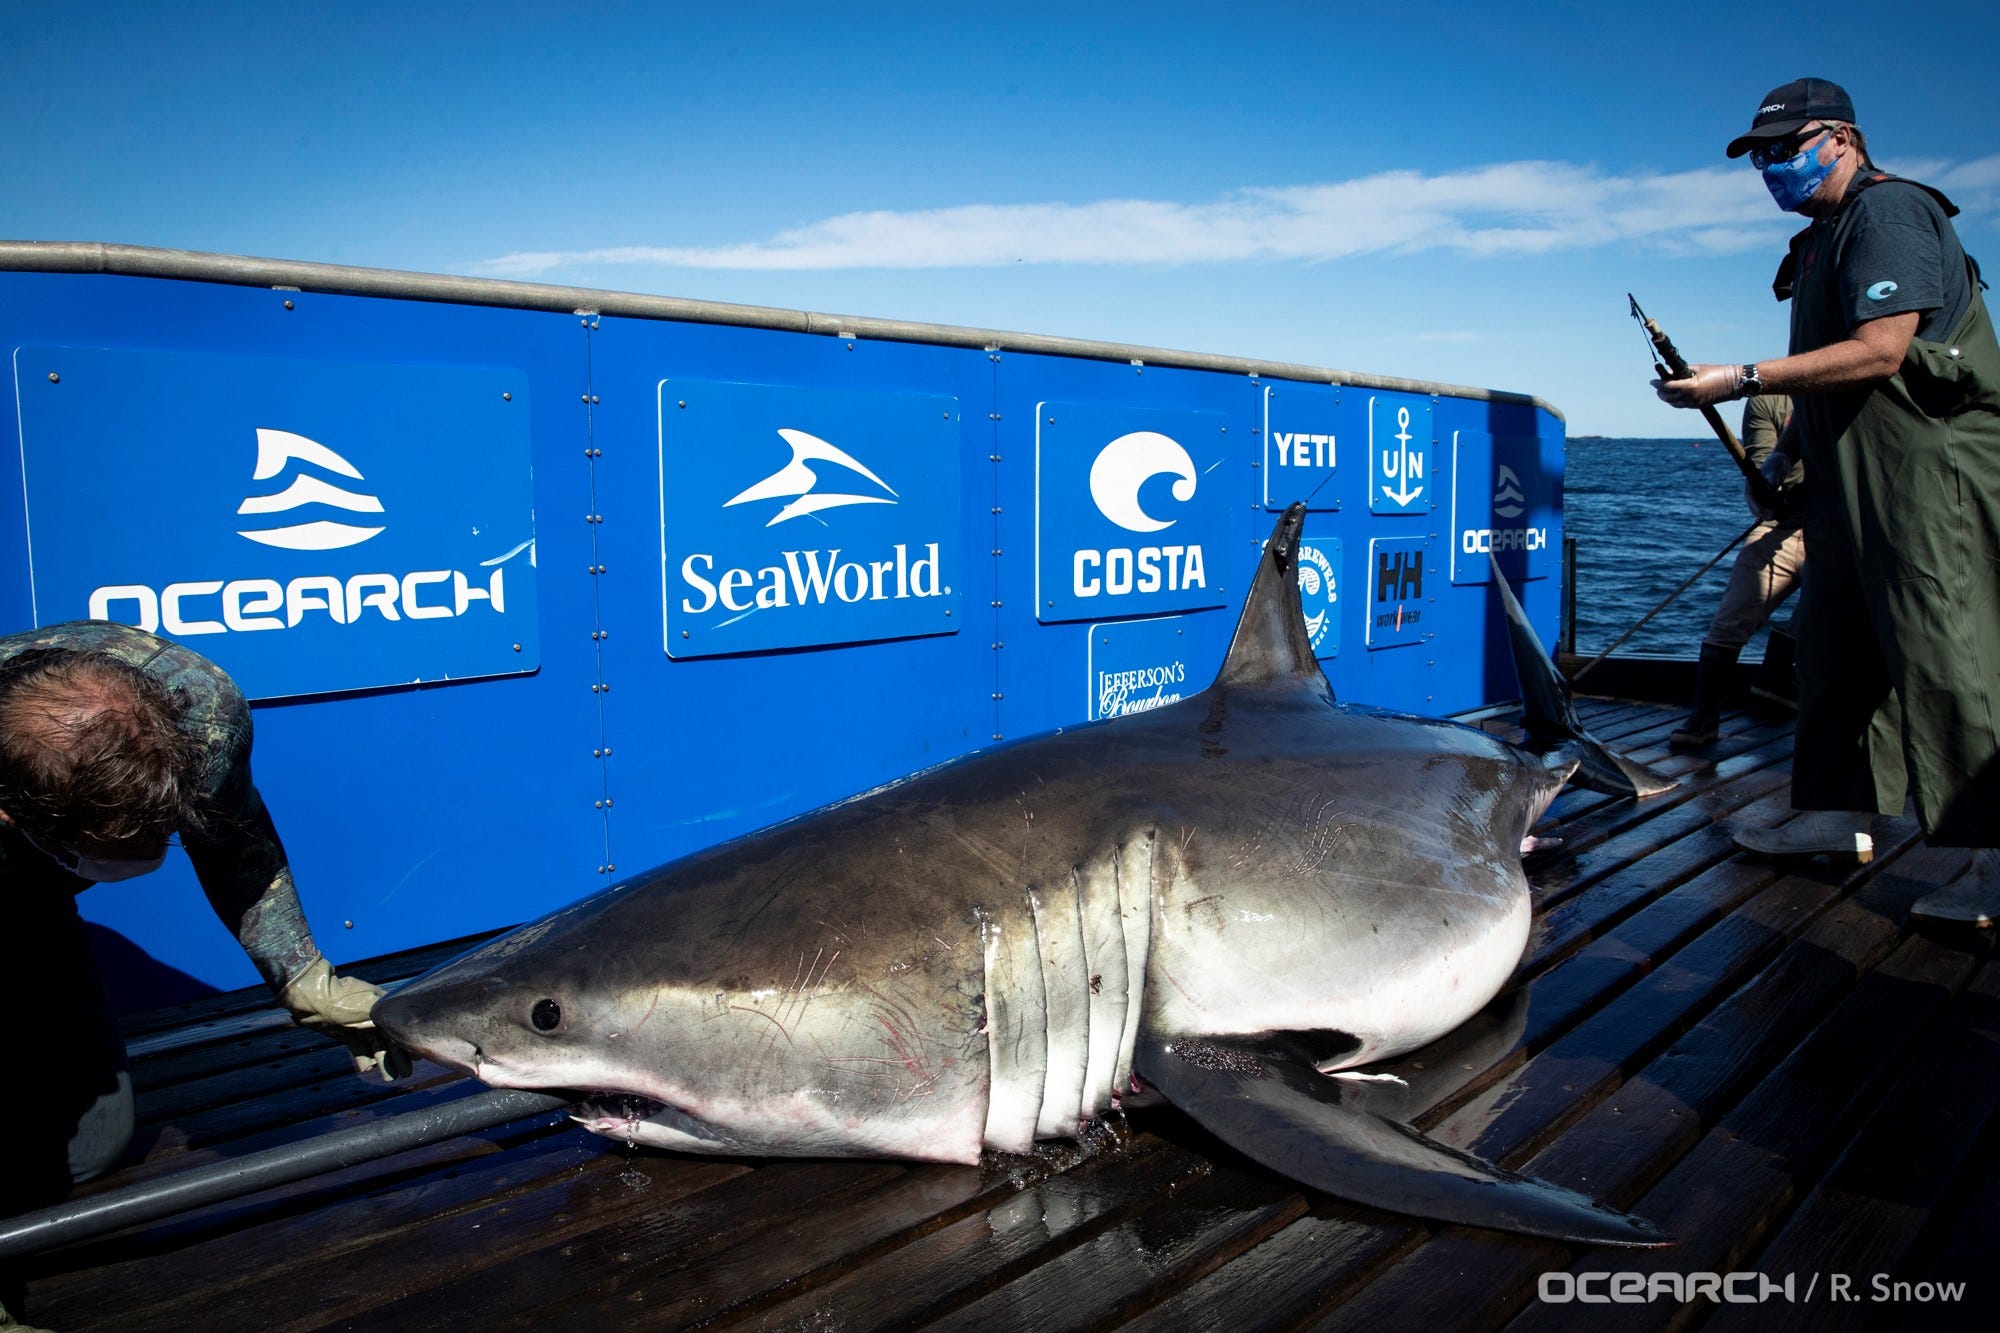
[1669,643,1739,750]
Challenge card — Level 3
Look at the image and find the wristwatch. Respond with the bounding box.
[1739,363,1765,398]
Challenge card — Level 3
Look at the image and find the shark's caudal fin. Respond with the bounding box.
[1217,503,1329,692]
[1488,556,1676,799]
[1135,1035,1670,1247]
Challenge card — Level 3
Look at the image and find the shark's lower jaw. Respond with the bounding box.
[570,1093,725,1148]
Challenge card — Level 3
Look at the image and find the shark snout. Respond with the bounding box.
[370,989,479,1074]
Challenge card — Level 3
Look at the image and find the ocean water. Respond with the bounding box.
[1563,437,1787,660]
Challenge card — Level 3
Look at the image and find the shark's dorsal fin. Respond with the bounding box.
[1217,504,1330,692]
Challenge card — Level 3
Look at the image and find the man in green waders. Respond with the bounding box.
[1656,76,2000,928]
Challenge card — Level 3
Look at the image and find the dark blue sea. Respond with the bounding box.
[1563,437,1785,660]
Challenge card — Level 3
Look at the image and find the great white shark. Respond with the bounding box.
[373,505,1676,1246]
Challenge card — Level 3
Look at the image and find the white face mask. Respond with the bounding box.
[67,850,169,882]
[15,824,168,882]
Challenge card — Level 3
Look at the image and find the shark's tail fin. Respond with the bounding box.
[1489,556,1677,800]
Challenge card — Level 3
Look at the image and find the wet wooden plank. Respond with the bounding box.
[1505,933,1980,1333]
[922,1164,1306,1331]
[1110,1212,1418,1332]
[28,1122,602,1330]
[740,1136,1210,1332]
[314,1159,917,1330]
[1703,957,2000,1333]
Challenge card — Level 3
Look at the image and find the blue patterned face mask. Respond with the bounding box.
[1760,135,1839,212]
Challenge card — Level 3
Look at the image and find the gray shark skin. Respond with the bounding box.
[374,505,1674,1247]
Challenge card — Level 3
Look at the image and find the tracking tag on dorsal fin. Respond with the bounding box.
[1216,504,1331,693]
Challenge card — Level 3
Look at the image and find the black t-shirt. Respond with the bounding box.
[1788,173,1973,350]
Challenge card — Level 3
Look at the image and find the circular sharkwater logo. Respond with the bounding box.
[1297,542,1338,651]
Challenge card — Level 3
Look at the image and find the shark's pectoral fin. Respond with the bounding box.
[1132,1034,1670,1248]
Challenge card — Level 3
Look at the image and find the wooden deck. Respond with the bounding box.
[10,697,1998,1331]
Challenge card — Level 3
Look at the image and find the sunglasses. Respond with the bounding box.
[1750,125,1837,170]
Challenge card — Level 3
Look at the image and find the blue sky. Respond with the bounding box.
[5,1,1997,435]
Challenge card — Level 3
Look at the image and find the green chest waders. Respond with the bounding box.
[1787,185,2000,844]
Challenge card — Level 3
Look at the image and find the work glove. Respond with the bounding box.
[277,957,413,1081]
[1653,363,1743,409]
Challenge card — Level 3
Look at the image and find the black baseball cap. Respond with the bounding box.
[1725,78,1856,158]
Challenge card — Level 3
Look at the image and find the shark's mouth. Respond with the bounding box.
[569,1091,724,1145]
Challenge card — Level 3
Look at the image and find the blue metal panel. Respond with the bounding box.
[1365,391,1435,516]
[659,378,962,657]
[0,263,1572,1003]
[1446,427,1557,586]
[582,316,999,884]
[15,344,538,700]
[1259,381,1344,511]
[1366,535,1433,650]
[993,354,1253,743]
[1085,615,1200,721]
[1033,399,1231,624]
[2,273,602,992]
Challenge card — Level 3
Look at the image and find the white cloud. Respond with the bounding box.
[476,157,2000,277]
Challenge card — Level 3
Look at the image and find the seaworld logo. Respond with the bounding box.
[677,434,950,622]
[723,429,899,527]
[1074,431,1208,598]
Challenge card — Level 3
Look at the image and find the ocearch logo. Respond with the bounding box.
[1461,464,1547,556]
[1073,432,1207,598]
[236,429,385,550]
[86,427,513,637]
[723,429,898,526]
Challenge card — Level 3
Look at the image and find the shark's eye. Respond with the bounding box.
[531,998,562,1032]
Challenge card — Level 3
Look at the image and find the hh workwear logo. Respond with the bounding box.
[15,345,539,700]
[723,429,899,526]
[660,380,962,659]
[1036,403,1229,624]
[236,429,386,550]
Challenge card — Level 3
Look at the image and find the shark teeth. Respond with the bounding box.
[571,1092,670,1125]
